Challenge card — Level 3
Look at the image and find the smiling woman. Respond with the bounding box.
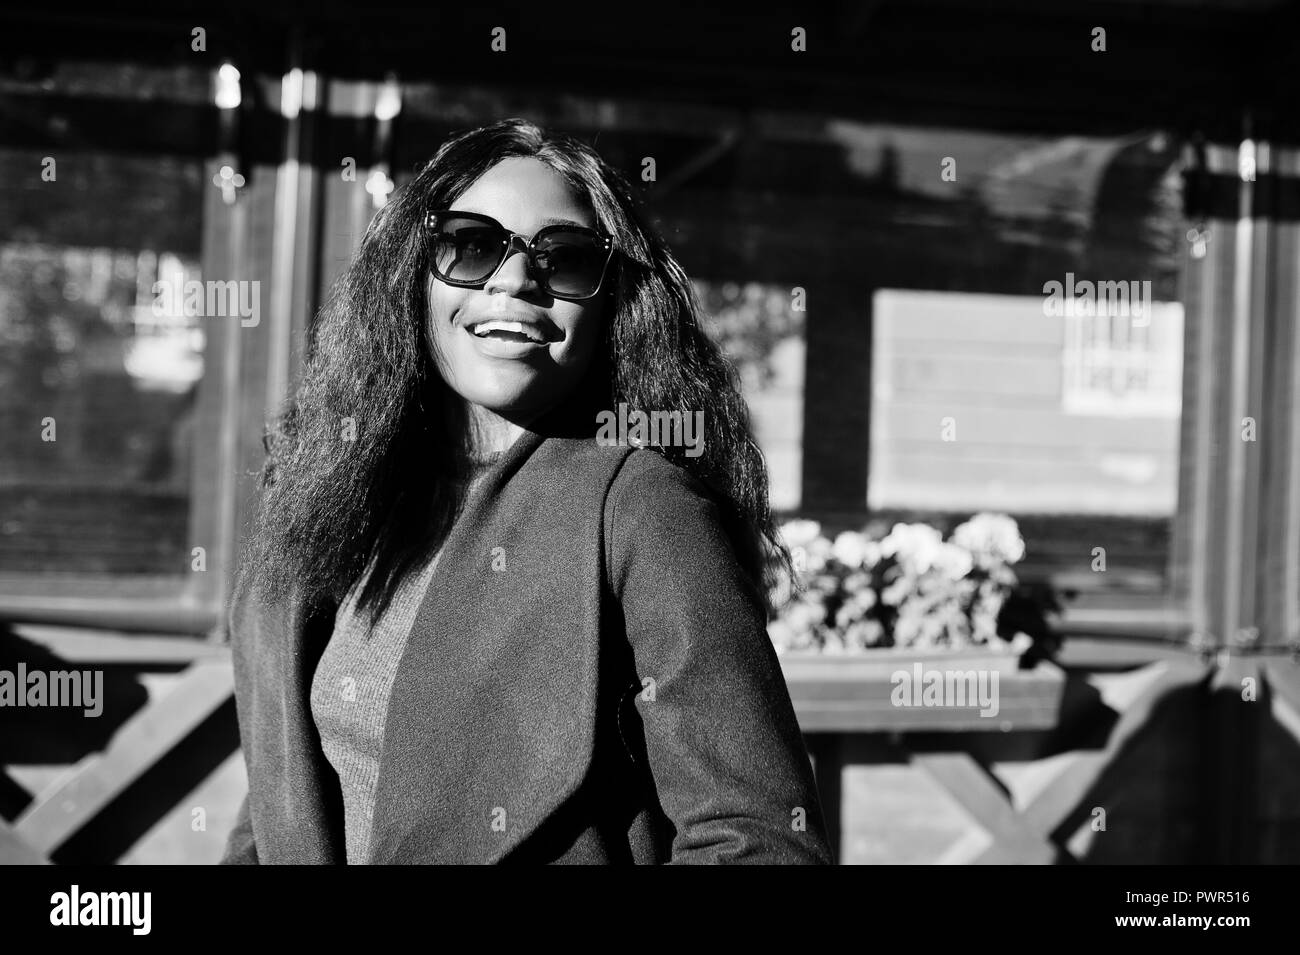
[222,118,832,865]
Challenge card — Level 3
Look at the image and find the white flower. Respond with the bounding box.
[930,542,974,580]
[781,520,833,577]
[951,512,1025,566]
[880,522,943,556]
[785,598,826,634]
[880,522,945,574]
[780,519,823,550]
[842,572,874,596]
[844,619,885,650]
[832,530,878,569]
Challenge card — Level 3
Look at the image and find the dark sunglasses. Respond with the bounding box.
[424,209,614,300]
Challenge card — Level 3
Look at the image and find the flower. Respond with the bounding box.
[930,542,974,581]
[951,512,1025,567]
[832,530,879,570]
[843,619,886,650]
[780,519,833,577]
[764,512,1058,658]
[780,519,823,550]
[880,522,945,574]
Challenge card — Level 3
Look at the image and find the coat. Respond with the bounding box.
[220,414,833,864]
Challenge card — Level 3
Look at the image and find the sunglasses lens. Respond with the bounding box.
[431,219,507,284]
[533,231,608,298]
[428,214,610,297]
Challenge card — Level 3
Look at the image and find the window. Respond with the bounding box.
[0,60,247,630]
[840,124,1194,631]
[696,279,805,511]
[870,289,1184,517]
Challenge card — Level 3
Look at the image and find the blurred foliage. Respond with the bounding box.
[695,279,803,390]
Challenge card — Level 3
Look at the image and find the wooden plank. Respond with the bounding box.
[13,659,234,856]
[1056,637,1197,670]
[911,752,1057,864]
[1056,607,1191,641]
[934,827,993,865]
[0,817,48,865]
[784,657,1065,733]
[791,699,1059,733]
[12,625,230,665]
[0,594,220,635]
[1017,751,1110,846]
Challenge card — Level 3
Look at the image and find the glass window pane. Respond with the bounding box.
[697,279,805,512]
[0,63,210,580]
[870,289,1183,516]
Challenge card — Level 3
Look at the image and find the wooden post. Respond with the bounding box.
[801,280,872,514]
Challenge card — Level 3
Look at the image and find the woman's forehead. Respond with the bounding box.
[452,157,596,232]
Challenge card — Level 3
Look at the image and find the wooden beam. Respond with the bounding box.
[783,656,1066,733]
[12,625,230,664]
[13,659,234,856]
[1056,637,1199,670]
[911,752,1057,864]
[0,817,48,865]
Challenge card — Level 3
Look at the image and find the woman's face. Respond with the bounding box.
[426,157,608,423]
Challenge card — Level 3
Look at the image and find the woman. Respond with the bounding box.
[222,118,832,865]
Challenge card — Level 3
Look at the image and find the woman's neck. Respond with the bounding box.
[462,401,529,461]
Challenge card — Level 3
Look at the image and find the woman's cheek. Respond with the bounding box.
[554,306,604,368]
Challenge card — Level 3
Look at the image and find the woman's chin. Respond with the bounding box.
[460,386,548,424]
[458,371,590,423]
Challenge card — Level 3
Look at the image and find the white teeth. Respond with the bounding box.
[470,319,543,342]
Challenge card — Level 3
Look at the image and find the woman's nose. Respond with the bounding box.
[485,248,540,295]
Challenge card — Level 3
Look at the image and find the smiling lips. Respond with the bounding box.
[466,317,551,345]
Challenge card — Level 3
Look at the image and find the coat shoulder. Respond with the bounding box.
[606,447,714,510]
[538,439,710,515]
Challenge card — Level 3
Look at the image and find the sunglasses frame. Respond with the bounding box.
[424,209,615,301]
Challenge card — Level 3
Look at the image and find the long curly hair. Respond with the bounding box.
[239,118,791,624]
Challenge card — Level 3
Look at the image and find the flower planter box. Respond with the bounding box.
[779,649,1066,733]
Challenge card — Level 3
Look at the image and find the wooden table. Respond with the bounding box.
[781,650,1070,863]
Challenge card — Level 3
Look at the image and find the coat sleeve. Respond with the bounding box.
[219,791,260,864]
[605,451,833,864]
